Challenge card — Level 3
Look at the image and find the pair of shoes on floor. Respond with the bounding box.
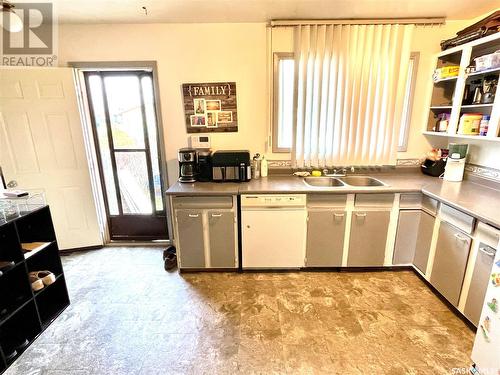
[2,334,29,362]
[29,270,55,291]
[163,246,177,271]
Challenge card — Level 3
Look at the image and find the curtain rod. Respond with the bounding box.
[270,18,445,27]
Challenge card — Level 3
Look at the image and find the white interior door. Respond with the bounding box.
[0,67,102,250]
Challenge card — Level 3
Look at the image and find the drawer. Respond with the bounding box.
[355,194,394,208]
[172,195,233,209]
[307,194,347,208]
[439,204,475,235]
[475,221,500,248]
[400,193,438,215]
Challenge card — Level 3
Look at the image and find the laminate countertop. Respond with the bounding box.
[166,173,500,228]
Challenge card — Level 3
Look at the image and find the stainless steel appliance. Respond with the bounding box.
[211,150,251,182]
[178,148,197,183]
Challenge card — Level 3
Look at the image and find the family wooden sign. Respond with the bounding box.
[182,82,238,133]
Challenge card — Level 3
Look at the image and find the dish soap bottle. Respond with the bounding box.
[261,155,268,177]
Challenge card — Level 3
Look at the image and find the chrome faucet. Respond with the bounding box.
[322,166,355,177]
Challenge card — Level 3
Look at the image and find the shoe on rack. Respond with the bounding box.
[29,270,55,291]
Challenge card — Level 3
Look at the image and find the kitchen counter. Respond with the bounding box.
[166,173,500,228]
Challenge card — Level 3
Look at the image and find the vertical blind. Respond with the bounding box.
[292,24,414,167]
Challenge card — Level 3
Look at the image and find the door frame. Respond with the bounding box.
[70,61,172,243]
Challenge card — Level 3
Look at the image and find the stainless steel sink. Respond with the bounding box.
[303,177,345,187]
[338,176,386,187]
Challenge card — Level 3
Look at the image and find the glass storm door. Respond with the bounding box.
[84,71,168,240]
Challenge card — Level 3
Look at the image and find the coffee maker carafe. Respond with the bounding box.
[178,148,197,183]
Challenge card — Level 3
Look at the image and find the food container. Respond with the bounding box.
[474,50,500,72]
[457,113,482,135]
[433,65,460,81]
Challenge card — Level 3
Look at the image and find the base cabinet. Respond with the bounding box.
[393,210,421,265]
[175,210,206,268]
[430,221,472,306]
[172,196,237,269]
[347,210,390,266]
[464,244,497,326]
[305,210,346,267]
[413,211,435,274]
[208,211,236,268]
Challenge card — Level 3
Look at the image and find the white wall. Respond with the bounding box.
[58,23,268,184]
[58,15,499,182]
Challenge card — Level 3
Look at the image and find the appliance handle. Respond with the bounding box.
[479,246,496,257]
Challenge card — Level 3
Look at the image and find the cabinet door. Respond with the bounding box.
[306,210,345,267]
[175,210,205,268]
[347,211,390,266]
[464,244,496,326]
[393,210,420,265]
[208,211,236,268]
[430,221,472,306]
[413,211,435,274]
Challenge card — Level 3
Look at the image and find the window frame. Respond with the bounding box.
[272,52,294,153]
[398,51,420,152]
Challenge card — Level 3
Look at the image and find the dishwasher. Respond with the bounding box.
[241,194,307,269]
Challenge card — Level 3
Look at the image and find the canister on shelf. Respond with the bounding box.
[479,115,490,136]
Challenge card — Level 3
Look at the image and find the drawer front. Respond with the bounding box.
[476,221,500,248]
[399,193,423,209]
[439,204,475,234]
[422,196,439,215]
[172,196,233,209]
[307,194,347,209]
[355,194,394,208]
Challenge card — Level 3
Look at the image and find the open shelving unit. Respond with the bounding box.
[0,206,69,374]
[424,32,500,141]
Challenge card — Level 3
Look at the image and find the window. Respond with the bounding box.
[398,52,419,152]
[272,53,294,152]
[272,51,419,155]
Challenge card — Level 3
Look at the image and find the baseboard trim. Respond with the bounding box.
[59,245,104,254]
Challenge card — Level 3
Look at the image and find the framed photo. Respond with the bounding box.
[193,98,206,115]
[182,82,238,133]
[217,111,233,123]
[190,115,206,127]
[206,111,218,127]
[206,100,221,111]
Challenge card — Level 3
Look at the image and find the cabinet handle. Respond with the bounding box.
[355,213,367,218]
[334,213,345,218]
[454,233,469,242]
[188,214,199,218]
[479,246,496,257]
[211,213,223,217]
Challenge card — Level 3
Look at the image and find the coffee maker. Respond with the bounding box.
[178,148,197,183]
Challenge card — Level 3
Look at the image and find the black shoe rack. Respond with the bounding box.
[0,206,69,373]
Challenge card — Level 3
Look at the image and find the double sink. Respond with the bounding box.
[303,175,387,188]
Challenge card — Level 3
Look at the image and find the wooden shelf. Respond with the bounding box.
[461,104,493,108]
[423,131,500,142]
[466,66,500,77]
[433,76,458,83]
[430,106,453,110]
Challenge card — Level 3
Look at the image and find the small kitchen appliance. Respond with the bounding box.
[443,143,468,182]
[178,148,198,183]
[211,150,251,182]
[197,150,213,182]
